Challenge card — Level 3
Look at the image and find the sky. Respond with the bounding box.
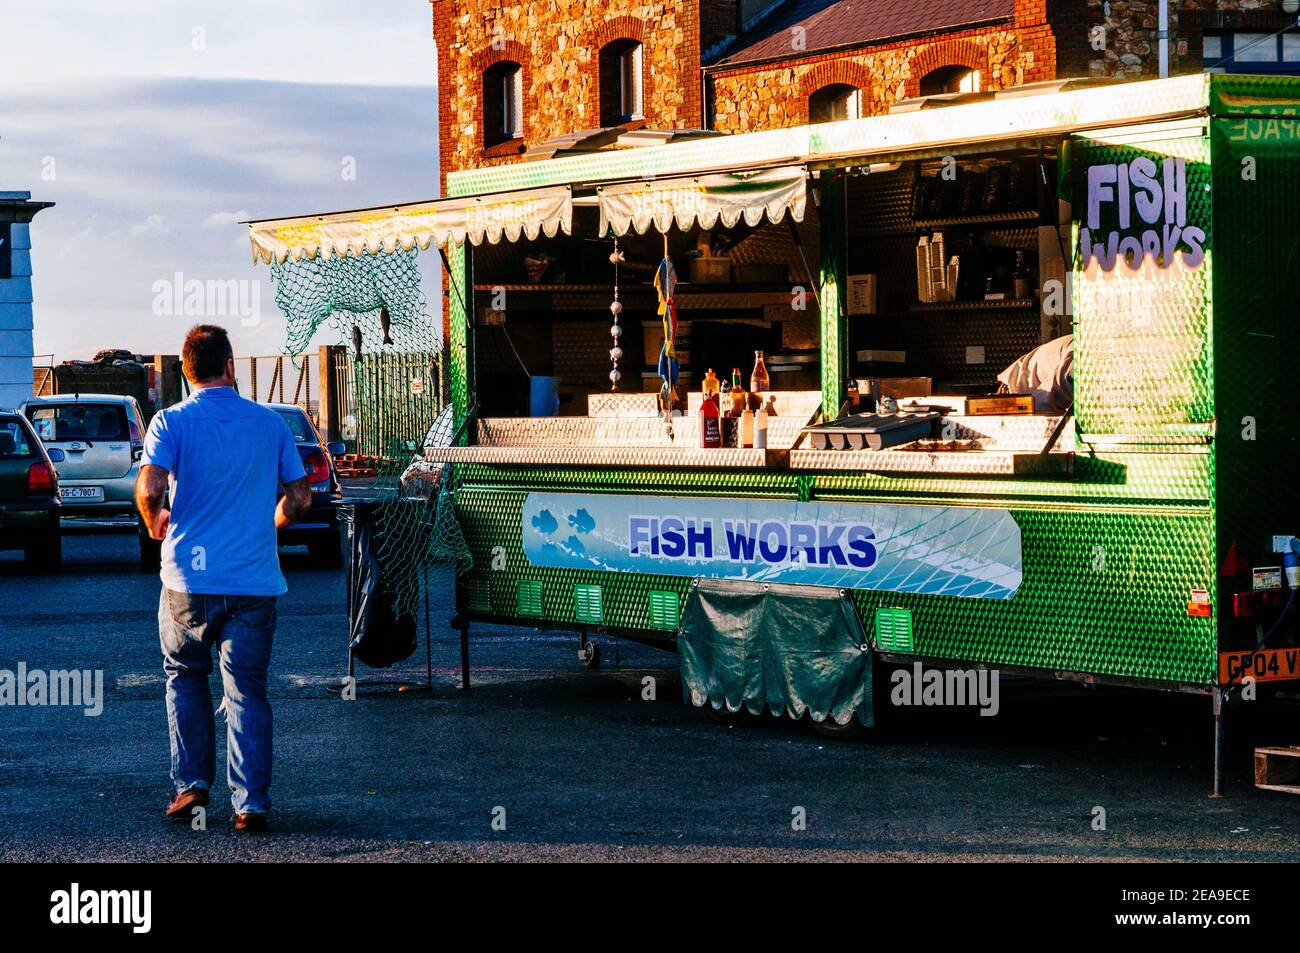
[0,0,440,361]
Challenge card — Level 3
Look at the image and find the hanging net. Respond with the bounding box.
[268,247,471,621]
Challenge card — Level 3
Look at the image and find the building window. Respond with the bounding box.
[600,40,644,125]
[808,84,861,123]
[483,61,523,146]
[1204,31,1300,73]
[919,65,980,95]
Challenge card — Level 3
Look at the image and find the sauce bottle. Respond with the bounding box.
[730,368,746,417]
[741,405,755,448]
[702,368,720,401]
[754,401,768,449]
[699,391,721,448]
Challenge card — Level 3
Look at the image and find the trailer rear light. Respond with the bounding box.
[28,461,57,495]
[303,451,330,484]
[1187,588,1211,618]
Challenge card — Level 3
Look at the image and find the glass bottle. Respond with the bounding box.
[1012,251,1031,299]
[730,368,746,417]
[750,350,770,395]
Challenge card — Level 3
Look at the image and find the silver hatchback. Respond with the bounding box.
[21,394,146,516]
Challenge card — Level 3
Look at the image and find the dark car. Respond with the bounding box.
[268,403,346,567]
[0,412,64,573]
[136,403,345,571]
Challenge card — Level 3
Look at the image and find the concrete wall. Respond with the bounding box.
[0,221,35,411]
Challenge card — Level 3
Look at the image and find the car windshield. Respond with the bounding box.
[29,403,129,442]
[0,418,34,458]
[275,409,316,443]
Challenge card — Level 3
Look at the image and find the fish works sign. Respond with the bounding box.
[521,493,1022,599]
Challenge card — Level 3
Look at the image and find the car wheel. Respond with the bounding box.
[307,529,343,568]
[24,531,62,574]
[138,519,162,572]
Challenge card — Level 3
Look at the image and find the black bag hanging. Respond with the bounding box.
[341,503,417,668]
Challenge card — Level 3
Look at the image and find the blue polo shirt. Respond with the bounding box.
[142,387,306,596]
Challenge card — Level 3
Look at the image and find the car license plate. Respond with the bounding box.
[1219,647,1300,685]
[60,486,104,501]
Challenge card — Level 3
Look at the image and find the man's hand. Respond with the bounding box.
[148,507,171,541]
[276,476,311,530]
[135,464,171,540]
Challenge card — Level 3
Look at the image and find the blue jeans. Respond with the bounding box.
[159,588,276,815]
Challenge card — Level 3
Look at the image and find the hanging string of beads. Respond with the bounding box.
[609,238,624,391]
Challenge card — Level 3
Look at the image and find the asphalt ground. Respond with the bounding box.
[1,515,1298,862]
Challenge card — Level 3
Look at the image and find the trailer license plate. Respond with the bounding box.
[1219,647,1300,685]
[60,486,104,501]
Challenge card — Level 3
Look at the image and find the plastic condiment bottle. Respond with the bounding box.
[741,406,755,448]
[754,402,768,449]
[702,368,720,400]
[699,392,721,448]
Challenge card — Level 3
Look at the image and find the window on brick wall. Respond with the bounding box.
[484,61,524,146]
[1204,31,1300,74]
[808,84,861,123]
[919,65,980,95]
[600,40,644,125]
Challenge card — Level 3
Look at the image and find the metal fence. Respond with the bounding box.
[333,350,446,458]
[232,353,320,424]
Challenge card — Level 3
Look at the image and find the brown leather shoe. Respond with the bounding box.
[234,812,268,832]
[165,787,209,820]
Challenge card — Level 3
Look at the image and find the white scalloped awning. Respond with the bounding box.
[248,186,573,264]
[597,166,807,237]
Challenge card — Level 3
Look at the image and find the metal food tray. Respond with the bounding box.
[801,412,940,451]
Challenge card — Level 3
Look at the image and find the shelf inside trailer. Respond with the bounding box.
[789,447,1074,476]
[424,444,771,468]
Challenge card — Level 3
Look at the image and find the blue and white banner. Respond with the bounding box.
[521,493,1022,599]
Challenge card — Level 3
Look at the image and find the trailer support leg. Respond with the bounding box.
[1211,689,1227,799]
[459,619,471,690]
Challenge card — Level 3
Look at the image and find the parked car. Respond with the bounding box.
[22,393,147,516]
[267,403,346,567]
[0,411,63,572]
[22,393,153,566]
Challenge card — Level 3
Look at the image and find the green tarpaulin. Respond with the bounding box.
[678,579,873,726]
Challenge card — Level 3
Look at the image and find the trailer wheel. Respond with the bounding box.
[811,716,865,741]
[579,639,601,669]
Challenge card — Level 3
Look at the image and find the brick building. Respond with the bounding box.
[431,0,1300,184]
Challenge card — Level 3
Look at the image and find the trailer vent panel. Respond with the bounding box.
[516,580,543,617]
[874,607,914,653]
[647,590,680,630]
[574,584,604,624]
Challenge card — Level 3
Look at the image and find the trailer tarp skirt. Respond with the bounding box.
[678,579,872,727]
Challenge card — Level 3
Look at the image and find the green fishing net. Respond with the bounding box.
[269,247,471,619]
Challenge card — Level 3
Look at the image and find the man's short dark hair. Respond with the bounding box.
[182,324,233,382]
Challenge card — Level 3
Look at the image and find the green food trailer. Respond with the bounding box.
[250,74,1300,794]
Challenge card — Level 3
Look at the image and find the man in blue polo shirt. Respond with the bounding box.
[135,324,310,832]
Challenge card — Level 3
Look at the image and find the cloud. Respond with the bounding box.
[128,214,172,236]
[0,1,437,88]
[202,210,250,229]
[0,76,440,360]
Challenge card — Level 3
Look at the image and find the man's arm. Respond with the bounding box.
[135,464,171,541]
[276,476,311,530]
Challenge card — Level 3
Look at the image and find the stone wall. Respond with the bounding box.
[708,26,1055,132]
[1087,0,1293,78]
[433,0,710,189]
